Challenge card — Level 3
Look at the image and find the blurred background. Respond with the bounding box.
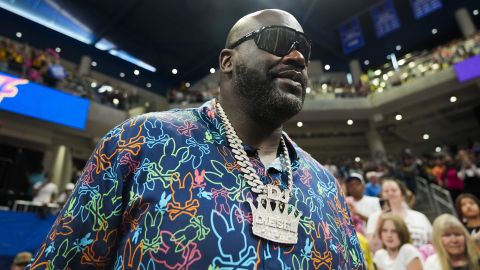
[0,0,479,268]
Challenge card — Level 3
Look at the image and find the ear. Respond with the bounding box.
[219,49,233,73]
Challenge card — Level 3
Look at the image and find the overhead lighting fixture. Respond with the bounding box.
[91,61,97,67]
[473,9,479,16]
[382,74,389,80]
[16,32,23,38]
[395,45,402,51]
[374,69,382,76]
[297,121,303,127]
[364,60,370,65]
[395,114,403,121]
[98,85,113,93]
[185,82,191,88]
[306,87,311,94]
[172,68,178,75]
[321,84,328,90]
[324,64,331,71]
[398,59,406,66]
[354,157,361,163]
[112,98,119,105]
[210,68,215,74]
[133,69,140,76]
[423,134,430,140]
[347,119,354,126]
[450,96,457,103]
[432,28,438,35]
[146,83,152,88]
[119,72,125,78]
[55,47,61,53]
[408,62,416,68]
[90,82,97,88]
[435,146,442,153]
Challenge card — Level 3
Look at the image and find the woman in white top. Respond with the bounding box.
[366,179,432,252]
[425,214,480,270]
[373,215,423,270]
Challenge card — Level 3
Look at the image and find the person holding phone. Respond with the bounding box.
[366,179,432,253]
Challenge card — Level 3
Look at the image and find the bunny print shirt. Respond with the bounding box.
[28,100,366,270]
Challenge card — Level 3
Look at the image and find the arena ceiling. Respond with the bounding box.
[49,0,479,88]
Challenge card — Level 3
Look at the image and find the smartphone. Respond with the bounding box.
[379,199,391,213]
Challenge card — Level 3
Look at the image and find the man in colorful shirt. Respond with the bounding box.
[28,9,365,269]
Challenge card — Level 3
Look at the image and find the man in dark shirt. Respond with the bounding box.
[28,9,365,269]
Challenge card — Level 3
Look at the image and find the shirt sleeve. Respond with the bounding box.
[400,244,423,266]
[27,118,141,269]
[366,211,381,235]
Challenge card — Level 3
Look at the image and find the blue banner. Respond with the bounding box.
[370,0,401,38]
[0,72,90,130]
[339,17,365,54]
[409,0,442,19]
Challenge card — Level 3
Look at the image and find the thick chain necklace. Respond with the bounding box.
[214,99,302,244]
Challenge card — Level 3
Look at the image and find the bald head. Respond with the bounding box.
[225,9,303,48]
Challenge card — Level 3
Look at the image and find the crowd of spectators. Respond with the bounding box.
[0,36,142,111]
[324,140,480,269]
[165,31,480,104]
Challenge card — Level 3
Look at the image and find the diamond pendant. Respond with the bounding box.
[247,185,302,244]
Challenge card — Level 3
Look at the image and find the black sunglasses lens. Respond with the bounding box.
[255,27,310,59]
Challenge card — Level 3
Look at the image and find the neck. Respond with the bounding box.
[353,195,363,201]
[216,97,284,164]
[450,254,468,267]
[466,216,480,227]
[391,202,406,216]
[386,247,400,259]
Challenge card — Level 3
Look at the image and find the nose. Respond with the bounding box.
[282,44,307,69]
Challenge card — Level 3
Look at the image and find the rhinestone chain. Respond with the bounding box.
[214,99,293,196]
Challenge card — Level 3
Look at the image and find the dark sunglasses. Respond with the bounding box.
[228,25,311,62]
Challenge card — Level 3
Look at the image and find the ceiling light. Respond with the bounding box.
[364,60,370,65]
[119,72,125,77]
[432,28,438,35]
[133,69,140,75]
[395,45,402,51]
[185,82,190,88]
[306,87,311,94]
[210,68,215,74]
[297,121,303,127]
[398,59,406,66]
[55,47,61,53]
[91,61,97,67]
[16,32,22,38]
[395,114,402,121]
[146,83,152,88]
[374,69,382,76]
[408,62,416,68]
[321,84,328,90]
[354,157,361,163]
[90,82,97,88]
[112,98,119,105]
[382,74,389,80]
[450,96,457,103]
[172,68,178,74]
[347,119,354,126]
[473,9,479,16]
[378,88,384,93]
[423,134,430,140]
[324,64,331,71]
[435,147,442,152]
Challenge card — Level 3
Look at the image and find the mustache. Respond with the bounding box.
[269,67,308,88]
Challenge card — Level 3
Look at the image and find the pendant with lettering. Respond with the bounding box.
[247,185,302,244]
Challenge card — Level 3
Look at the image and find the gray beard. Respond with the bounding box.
[232,64,305,127]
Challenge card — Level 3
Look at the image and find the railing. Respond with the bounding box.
[12,200,59,213]
[415,177,456,217]
[429,183,457,216]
